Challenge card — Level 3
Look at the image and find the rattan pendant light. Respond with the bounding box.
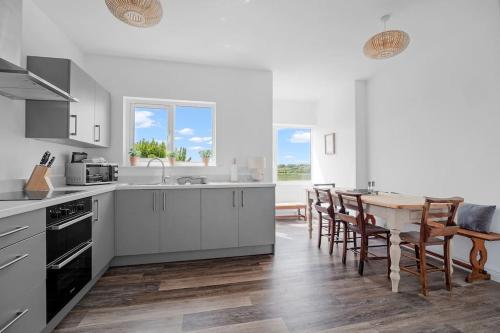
[363,14,410,59]
[105,0,163,28]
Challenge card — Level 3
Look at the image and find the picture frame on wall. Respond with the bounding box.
[325,133,335,155]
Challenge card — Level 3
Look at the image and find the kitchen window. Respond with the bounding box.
[275,127,312,182]
[129,98,216,166]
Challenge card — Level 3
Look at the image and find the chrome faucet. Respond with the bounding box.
[147,158,169,184]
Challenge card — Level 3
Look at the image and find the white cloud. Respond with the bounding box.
[174,136,182,141]
[284,155,295,160]
[177,128,194,136]
[135,111,157,129]
[189,136,212,143]
[188,146,204,151]
[290,131,311,143]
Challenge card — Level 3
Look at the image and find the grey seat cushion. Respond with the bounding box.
[457,203,496,233]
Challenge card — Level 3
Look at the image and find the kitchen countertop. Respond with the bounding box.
[0,182,276,219]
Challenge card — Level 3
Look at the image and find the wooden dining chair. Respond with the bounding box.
[400,197,464,296]
[336,191,391,277]
[314,188,340,255]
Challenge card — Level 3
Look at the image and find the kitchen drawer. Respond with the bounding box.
[0,232,46,328]
[0,209,45,250]
[0,285,45,333]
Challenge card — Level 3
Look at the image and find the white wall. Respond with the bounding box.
[366,0,500,278]
[84,54,273,182]
[0,0,86,182]
[273,100,317,126]
[312,82,357,188]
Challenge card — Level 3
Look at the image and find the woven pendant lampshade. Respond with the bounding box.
[363,15,410,59]
[105,0,163,28]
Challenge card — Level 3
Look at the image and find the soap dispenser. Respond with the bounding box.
[230,158,238,182]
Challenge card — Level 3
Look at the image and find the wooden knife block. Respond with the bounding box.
[25,165,54,192]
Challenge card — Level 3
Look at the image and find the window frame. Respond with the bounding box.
[273,125,313,184]
[127,97,216,167]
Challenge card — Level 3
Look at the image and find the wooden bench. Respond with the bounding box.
[276,202,306,221]
[421,227,500,283]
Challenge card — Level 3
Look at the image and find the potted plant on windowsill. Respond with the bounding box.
[199,150,213,167]
[129,146,141,166]
[167,151,176,166]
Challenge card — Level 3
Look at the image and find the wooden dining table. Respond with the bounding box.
[305,188,452,293]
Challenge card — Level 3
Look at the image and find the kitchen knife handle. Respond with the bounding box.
[47,157,56,168]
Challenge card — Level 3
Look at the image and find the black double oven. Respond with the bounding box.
[46,197,93,322]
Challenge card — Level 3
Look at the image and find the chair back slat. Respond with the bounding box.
[314,188,335,218]
[336,191,366,232]
[420,196,464,242]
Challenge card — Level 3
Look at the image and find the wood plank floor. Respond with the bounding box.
[55,221,500,332]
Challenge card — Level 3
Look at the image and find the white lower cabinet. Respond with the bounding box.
[238,188,275,247]
[0,233,46,333]
[116,190,160,256]
[116,187,275,256]
[160,189,201,253]
[92,192,115,278]
[201,188,239,250]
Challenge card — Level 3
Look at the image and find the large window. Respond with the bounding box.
[276,127,311,181]
[130,99,215,165]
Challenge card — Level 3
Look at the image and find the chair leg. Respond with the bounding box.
[444,238,452,292]
[329,220,335,255]
[414,245,420,272]
[419,244,428,296]
[342,223,348,264]
[317,213,322,248]
[386,233,391,279]
[336,220,341,241]
[358,236,367,276]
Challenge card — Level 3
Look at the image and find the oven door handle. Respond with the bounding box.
[48,241,92,270]
[47,212,93,231]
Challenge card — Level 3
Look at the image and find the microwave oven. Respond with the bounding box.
[66,163,118,185]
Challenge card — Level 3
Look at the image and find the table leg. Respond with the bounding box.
[306,192,313,239]
[387,214,403,293]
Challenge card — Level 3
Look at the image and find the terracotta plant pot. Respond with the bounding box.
[202,157,210,167]
[168,157,176,166]
[129,156,140,166]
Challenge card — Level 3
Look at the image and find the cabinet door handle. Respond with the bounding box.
[241,190,244,207]
[94,125,101,142]
[0,309,29,333]
[0,254,29,271]
[232,191,235,208]
[153,192,157,211]
[163,192,166,211]
[70,115,77,136]
[93,199,99,222]
[0,226,29,238]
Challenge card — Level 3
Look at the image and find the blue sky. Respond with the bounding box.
[277,128,311,165]
[135,105,213,162]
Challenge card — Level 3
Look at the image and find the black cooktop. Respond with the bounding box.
[0,190,82,201]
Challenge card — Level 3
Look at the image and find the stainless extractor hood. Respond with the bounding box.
[0,58,78,102]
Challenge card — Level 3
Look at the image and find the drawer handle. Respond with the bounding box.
[0,226,29,238]
[0,309,29,333]
[48,241,92,270]
[0,254,29,271]
[47,212,93,231]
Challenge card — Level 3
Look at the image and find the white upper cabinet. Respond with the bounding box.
[25,56,111,148]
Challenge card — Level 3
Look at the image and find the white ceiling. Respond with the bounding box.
[32,0,417,101]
